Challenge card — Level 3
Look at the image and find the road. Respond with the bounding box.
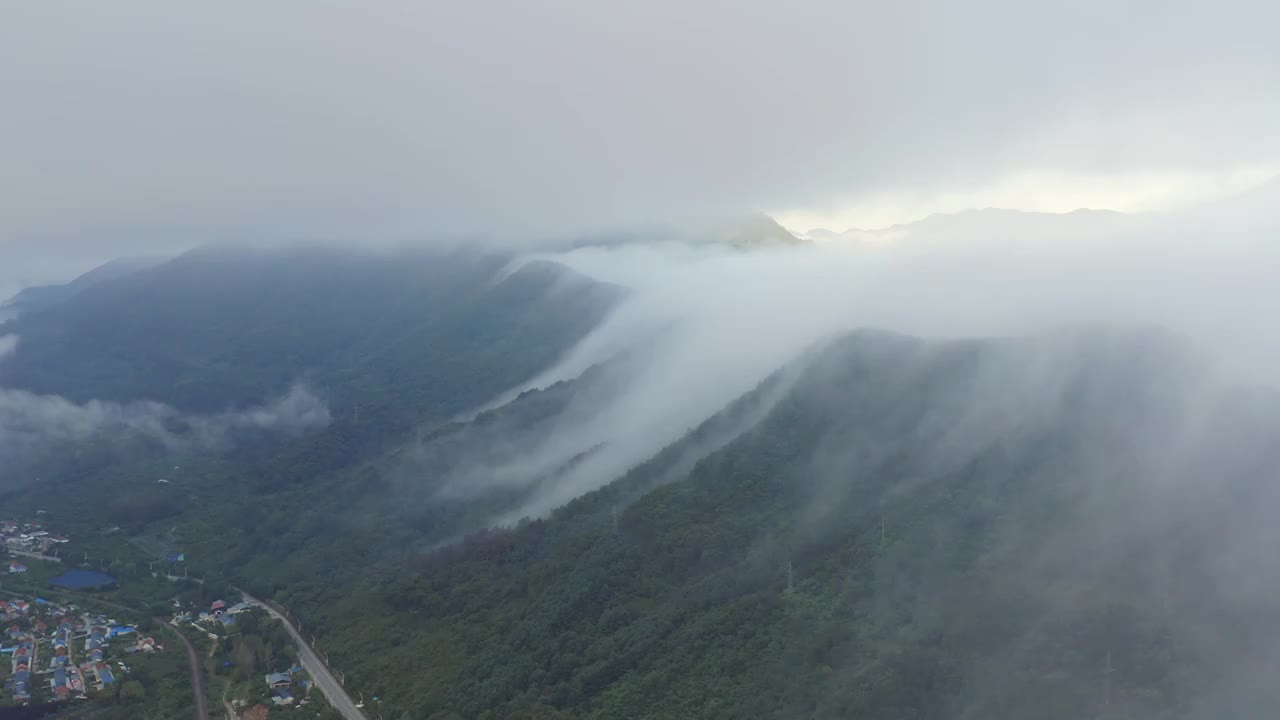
[240,591,368,720]
[162,615,212,720]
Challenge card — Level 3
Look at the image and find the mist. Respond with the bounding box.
[0,334,331,473]
[406,189,1280,522]
[4,0,1280,292]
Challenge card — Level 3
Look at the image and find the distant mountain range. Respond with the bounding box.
[793,175,1280,243]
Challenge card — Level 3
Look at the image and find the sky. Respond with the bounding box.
[2,0,1279,295]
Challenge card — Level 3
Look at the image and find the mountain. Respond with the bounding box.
[708,213,806,248]
[149,327,1275,720]
[4,241,1277,719]
[0,244,620,422]
[0,256,165,318]
[562,214,806,251]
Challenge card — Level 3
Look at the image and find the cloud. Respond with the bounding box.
[0,336,330,469]
[432,195,1280,521]
[2,0,1278,289]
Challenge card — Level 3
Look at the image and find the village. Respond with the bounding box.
[1,513,329,717]
[0,591,159,704]
[2,517,71,571]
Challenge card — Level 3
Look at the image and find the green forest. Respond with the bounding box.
[4,251,1279,719]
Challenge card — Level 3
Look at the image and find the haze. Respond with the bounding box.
[3,0,1280,292]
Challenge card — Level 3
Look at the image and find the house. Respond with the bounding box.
[265,671,292,688]
[52,666,68,697]
[96,663,114,684]
[219,613,236,627]
[271,687,294,706]
[211,600,227,615]
[12,669,30,699]
[8,562,27,574]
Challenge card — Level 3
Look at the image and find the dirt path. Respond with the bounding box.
[160,615,211,720]
[221,678,236,720]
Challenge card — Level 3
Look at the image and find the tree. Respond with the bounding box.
[120,680,146,704]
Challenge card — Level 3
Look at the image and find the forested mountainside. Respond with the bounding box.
[0,245,620,420]
[0,246,621,483]
[273,329,1280,720]
[4,251,1278,720]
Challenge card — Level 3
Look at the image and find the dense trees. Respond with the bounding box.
[217,331,1279,719]
[7,252,1279,718]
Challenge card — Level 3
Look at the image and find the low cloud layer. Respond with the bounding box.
[0,335,330,471]
[429,190,1280,521]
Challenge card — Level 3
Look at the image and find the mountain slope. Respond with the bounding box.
[288,328,1280,719]
[0,245,621,426]
[0,256,165,318]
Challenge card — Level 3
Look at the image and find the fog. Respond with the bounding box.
[377,194,1280,713]
[4,1,1280,714]
[415,189,1280,521]
[4,0,1279,290]
[0,334,330,473]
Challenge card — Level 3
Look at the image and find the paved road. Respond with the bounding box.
[240,591,368,720]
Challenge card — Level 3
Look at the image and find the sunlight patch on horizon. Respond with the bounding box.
[774,167,1279,233]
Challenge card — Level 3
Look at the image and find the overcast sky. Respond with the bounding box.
[2,0,1278,294]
